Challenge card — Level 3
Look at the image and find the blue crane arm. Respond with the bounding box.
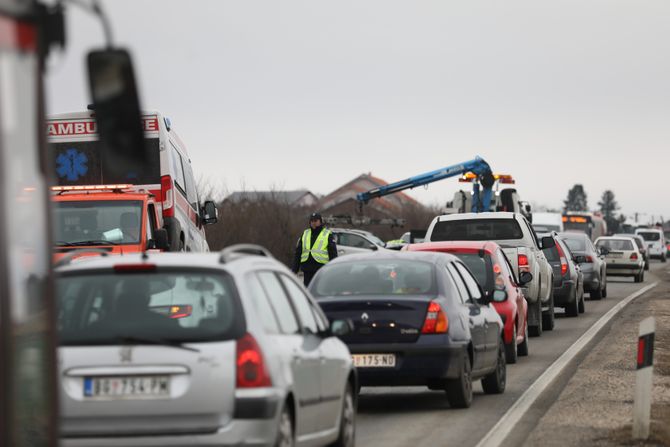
[356,156,492,203]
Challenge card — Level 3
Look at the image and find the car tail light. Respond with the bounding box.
[161,175,174,218]
[630,253,638,260]
[584,255,594,263]
[421,301,448,334]
[113,263,156,273]
[518,254,530,272]
[236,333,272,388]
[555,242,568,276]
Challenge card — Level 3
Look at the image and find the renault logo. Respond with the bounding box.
[361,312,369,322]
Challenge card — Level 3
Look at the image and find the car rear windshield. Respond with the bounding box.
[54,200,143,246]
[311,260,436,297]
[57,271,244,345]
[452,253,493,293]
[543,244,560,262]
[559,235,586,252]
[597,239,634,251]
[431,219,524,241]
[638,231,661,241]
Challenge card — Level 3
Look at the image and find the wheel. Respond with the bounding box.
[641,271,645,282]
[331,383,356,447]
[528,301,542,337]
[601,283,607,298]
[504,324,518,364]
[645,261,650,271]
[446,350,473,408]
[275,404,294,447]
[517,320,529,357]
[482,338,507,395]
[578,293,585,314]
[565,294,579,317]
[542,293,555,331]
[662,254,667,263]
[634,272,642,283]
[591,286,602,300]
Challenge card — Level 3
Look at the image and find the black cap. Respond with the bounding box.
[309,212,322,221]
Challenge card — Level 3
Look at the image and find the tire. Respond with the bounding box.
[482,338,507,395]
[591,286,602,300]
[662,254,667,263]
[331,383,356,447]
[634,272,641,283]
[578,293,585,314]
[528,301,542,337]
[601,283,607,299]
[542,292,555,331]
[504,324,518,364]
[565,294,579,317]
[645,261,650,271]
[446,350,473,409]
[517,320,529,357]
[275,404,294,447]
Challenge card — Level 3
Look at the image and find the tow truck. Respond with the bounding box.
[51,184,169,263]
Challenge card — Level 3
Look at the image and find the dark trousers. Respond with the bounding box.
[302,269,318,287]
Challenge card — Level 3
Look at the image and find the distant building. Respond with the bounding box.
[224,190,318,208]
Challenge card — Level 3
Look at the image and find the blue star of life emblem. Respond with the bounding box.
[56,148,88,181]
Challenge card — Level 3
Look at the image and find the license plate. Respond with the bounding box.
[352,354,396,368]
[608,253,623,259]
[84,376,170,399]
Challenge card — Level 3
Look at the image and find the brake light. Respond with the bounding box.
[113,263,156,273]
[584,255,594,263]
[555,242,568,276]
[236,333,272,388]
[161,175,174,218]
[421,301,448,334]
[630,253,638,260]
[518,254,530,273]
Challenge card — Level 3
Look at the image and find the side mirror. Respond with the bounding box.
[369,244,378,251]
[492,289,507,302]
[518,271,533,285]
[540,236,556,249]
[151,228,169,251]
[330,319,354,337]
[201,201,218,225]
[87,49,147,179]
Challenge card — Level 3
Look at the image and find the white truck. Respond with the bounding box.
[425,212,555,336]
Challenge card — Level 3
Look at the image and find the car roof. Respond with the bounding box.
[557,231,588,239]
[326,250,458,265]
[406,240,501,253]
[55,251,282,275]
[596,236,636,241]
[636,228,663,233]
[436,212,517,222]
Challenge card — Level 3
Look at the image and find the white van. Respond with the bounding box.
[635,228,667,262]
[47,111,216,252]
[532,212,564,233]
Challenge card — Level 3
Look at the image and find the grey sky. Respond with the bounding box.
[46,0,670,224]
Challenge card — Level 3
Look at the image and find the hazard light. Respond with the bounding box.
[458,173,515,184]
[51,184,134,192]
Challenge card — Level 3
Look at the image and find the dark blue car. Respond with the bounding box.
[309,251,506,408]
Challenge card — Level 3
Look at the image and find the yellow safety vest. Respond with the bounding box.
[300,229,331,264]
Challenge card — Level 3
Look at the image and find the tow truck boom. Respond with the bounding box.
[356,156,495,212]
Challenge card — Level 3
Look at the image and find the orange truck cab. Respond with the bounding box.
[52,184,169,263]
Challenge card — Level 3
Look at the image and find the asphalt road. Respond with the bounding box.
[355,262,665,447]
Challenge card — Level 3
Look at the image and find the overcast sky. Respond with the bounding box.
[46,0,670,224]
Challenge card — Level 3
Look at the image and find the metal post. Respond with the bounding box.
[633,316,655,440]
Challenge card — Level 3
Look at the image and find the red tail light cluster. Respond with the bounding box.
[161,175,174,218]
[630,253,638,261]
[236,333,272,388]
[421,301,449,334]
[518,254,531,273]
[555,242,568,276]
[584,255,594,263]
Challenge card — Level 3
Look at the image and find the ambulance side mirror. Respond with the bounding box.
[87,49,147,178]
[202,201,218,225]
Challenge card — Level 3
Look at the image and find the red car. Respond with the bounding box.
[406,241,529,363]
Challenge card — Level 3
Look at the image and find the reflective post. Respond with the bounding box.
[633,316,655,440]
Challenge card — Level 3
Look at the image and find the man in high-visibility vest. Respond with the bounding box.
[292,212,338,286]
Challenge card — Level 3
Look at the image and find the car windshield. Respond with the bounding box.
[57,271,243,345]
[597,239,634,251]
[431,219,524,241]
[452,253,493,293]
[311,260,436,297]
[560,235,586,252]
[367,234,386,247]
[54,200,143,245]
[637,231,661,241]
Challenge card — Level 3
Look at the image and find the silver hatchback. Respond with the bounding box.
[56,246,357,446]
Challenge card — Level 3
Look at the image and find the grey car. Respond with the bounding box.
[332,228,389,257]
[540,232,585,316]
[558,232,607,300]
[56,246,357,447]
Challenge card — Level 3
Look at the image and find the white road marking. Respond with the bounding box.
[475,282,659,447]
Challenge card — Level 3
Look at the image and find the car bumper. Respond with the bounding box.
[581,270,600,292]
[492,301,516,345]
[61,389,283,447]
[348,336,467,386]
[606,263,643,275]
[553,279,576,306]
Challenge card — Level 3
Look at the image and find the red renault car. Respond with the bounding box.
[406,241,530,363]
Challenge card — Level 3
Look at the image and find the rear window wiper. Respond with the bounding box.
[118,336,201,353]
[55,241,77,246]
[66,240,119,246]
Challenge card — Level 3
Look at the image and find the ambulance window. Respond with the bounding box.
[170,142,186,194]
[182,160,198,210]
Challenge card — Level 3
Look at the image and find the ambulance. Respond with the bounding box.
[47,111,217,252]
